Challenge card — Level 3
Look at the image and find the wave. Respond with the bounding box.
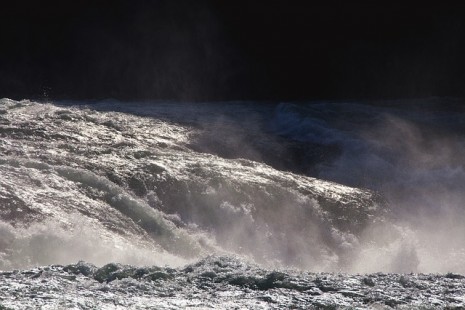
[1,98,464,273]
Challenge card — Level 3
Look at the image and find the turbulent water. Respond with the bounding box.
[1,256,465,309]
[1,98,465,308]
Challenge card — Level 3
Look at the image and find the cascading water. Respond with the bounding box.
[1,98,465,309]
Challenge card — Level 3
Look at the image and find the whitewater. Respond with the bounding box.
[1,98,465,308]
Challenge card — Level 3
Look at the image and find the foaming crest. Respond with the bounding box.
[0,217,190,270]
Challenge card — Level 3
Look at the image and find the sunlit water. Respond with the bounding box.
[1,98,464,274]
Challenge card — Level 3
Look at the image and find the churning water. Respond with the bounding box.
[1,98,465,275]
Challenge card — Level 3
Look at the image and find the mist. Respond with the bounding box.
[175,99,465,273]
[360,115,465,273]
[271,100,465,273]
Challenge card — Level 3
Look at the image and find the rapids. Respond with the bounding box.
[1,98,464,275]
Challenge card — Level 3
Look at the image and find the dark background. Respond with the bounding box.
[1,1,465,101]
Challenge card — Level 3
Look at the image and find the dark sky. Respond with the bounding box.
[1,1,465,101]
